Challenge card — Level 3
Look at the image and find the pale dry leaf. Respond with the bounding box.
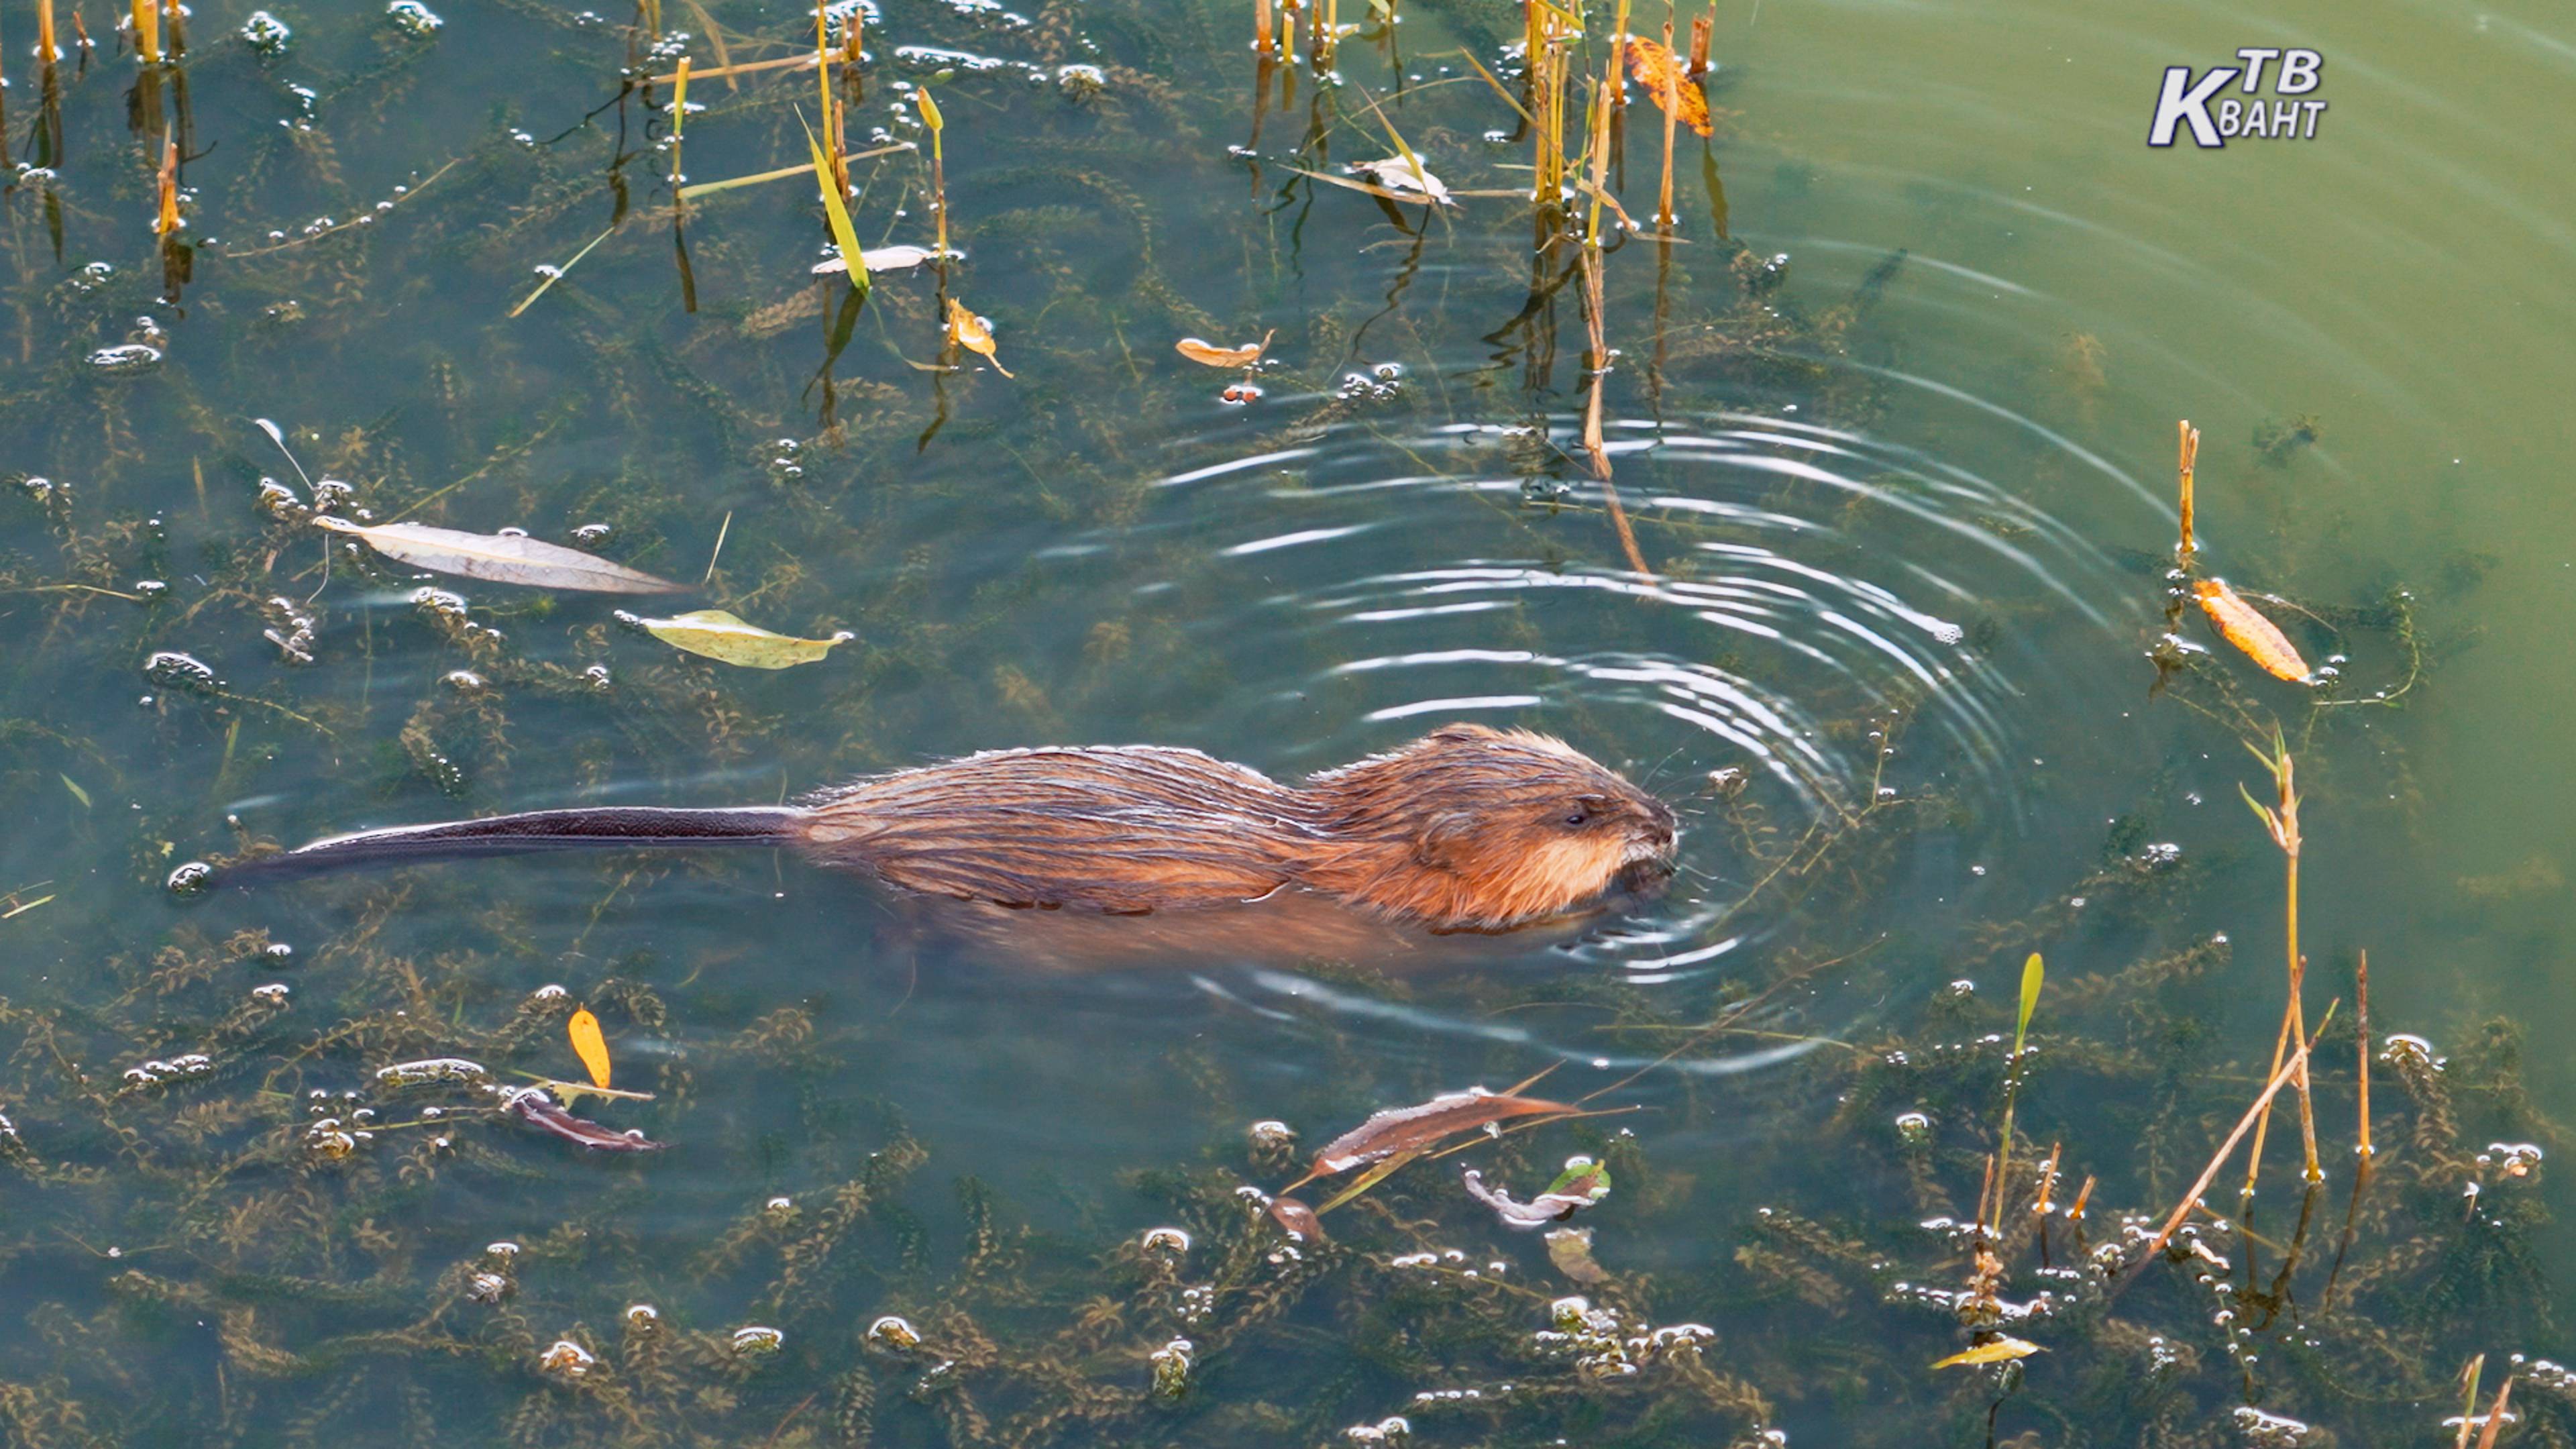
[311,517,684,594]
[1351,155,1453,206]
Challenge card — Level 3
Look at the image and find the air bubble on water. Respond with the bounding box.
[143,651,220,692]
[239,9,291,50]
[386,0,443,35]
[87,343,164,375]
[731,1325,785,1357]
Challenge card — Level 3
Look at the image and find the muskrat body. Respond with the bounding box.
[250,724,1678,934]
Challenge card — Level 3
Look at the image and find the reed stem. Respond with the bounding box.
[2354,949,2373,1158]
[2177,419,2199,561]
[669,56,691,183]
[130,0,157,62]
[1655,17,1678,231]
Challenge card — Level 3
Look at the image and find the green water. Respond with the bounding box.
[3,0,2571,1441]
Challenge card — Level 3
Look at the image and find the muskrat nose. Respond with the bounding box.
[1642,797,1679,851]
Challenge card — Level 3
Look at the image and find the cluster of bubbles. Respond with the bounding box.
[117,1054,214,1091]
[1341,1415,1413,1444]
[264,594,319,663]
[1389,1248,1510,1281]
[385,0,442,37]
[1336,361,1405,403]
[1532,1296,1714,1379]
[237,9,290,51]
[1148,1337,1193,1397]
[2233,1407,2315,1447]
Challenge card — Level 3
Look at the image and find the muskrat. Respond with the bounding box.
[241,724,1680,934]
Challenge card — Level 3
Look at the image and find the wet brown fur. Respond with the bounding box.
[798,724,1676,931]
[267,724,1678,934]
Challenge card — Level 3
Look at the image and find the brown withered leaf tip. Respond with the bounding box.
[1313,1088,1574,1175]
[1625,39,1713,138]
[2194,578,2310,682]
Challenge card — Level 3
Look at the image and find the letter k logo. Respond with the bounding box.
[2149,66,2241,147]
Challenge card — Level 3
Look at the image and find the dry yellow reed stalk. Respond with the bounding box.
[2178,418,2199,559]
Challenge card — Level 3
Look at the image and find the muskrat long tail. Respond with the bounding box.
[231,806,807,880]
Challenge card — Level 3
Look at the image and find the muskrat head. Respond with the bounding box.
[1301,724,1680,932]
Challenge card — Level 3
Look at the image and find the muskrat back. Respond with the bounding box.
[241,724,1680,934]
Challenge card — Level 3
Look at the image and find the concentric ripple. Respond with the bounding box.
[1102,396,2159,1001]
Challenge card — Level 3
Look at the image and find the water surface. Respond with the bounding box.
[3,0,2571,1441]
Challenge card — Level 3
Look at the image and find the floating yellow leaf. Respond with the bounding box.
[1932,1336,2043,1369]
[312,517,684,594]
[1176,330,1273,369]
[946,297,1014,378]
[625,608,853,669]
[2194,578,2310,682]
[567,1008,611,1089]
[1625,38,1713,138]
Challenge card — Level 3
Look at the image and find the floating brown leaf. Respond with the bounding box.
[504,1089,662,1152]
[1313,1088,1574,1175]
[1267,1195,1325,1241]
[312,517,684,594]
[1625,38,1713,138]
[945,297,1014,378]
[1176,330,1274,369]
[2194,578,2310,682]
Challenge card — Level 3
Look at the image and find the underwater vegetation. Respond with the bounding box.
[0,0,2541,1442]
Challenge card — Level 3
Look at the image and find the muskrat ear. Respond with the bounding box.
[1425,723,1499,746]
[1411,811,1475,870]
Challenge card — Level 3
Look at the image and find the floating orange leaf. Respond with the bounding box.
[2194,579,2310,682]
[567,1007,611,1089]
[945,297,1014,378]
[1932,1336,2043,1369]
[1625,38,1711,138]
[1175,330,1274,369]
